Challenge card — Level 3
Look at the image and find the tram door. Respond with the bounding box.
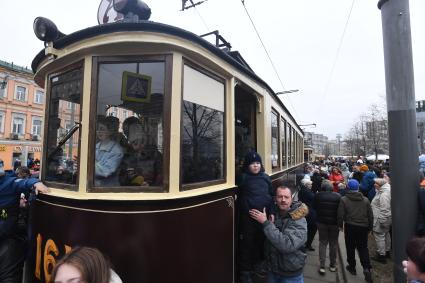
[235,85,257,180]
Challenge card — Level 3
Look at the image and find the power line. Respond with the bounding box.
[315,0,355,116]
[181,0,210,32]
[240,0,300,121]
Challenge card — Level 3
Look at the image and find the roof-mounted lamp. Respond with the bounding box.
[113,0,151,21]
[33,17,64,44]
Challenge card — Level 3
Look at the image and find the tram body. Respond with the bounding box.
[28,5,304,282]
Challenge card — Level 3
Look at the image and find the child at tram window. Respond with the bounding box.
[95,116,124,186]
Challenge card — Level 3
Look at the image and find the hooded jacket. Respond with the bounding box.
[262,202,308,277]
[337,191,373,230]
[371,183,391,232]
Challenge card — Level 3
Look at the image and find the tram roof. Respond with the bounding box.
[31,20,302,133]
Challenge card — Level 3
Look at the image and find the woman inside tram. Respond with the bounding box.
[95,115,124,186]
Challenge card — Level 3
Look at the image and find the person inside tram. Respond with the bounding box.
[95,115,124,186]
[119,116,162,186]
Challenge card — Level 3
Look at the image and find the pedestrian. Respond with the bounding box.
[337,179,374,283]
[402,237,425,283]
[0,162,49,282]
[311,167,328,193]
[349,165,364,184]
[328,167,345,193]
[298,178,317,251]
[417,173,425,237]
[250,185,308,283]
[52,246,122,283]
[314,180,341,275]
[359,165,377,201]
[371,178,392,264]
[237,151,274,282]
[13,158,21,171]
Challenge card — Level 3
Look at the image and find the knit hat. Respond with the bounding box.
[347,179,360,191]
[359,165,369,172]
[244,151,263,166]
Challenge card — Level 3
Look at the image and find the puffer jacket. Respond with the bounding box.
[314,191,341,225]
[237,172,273,214]
[263,202,308,277]
[371,183,391,232]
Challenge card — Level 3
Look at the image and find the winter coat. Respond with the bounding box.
[298,186,316,224]
[371,183,391,232]
[237,172,273,214]
[328,173,344,193]
[314,191,341,225]
[360,171,377,201]
[337,191,373,230]
[263,202,308,277]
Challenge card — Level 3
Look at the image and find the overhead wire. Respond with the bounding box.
[240,0,300,121]
[315,0,356,116]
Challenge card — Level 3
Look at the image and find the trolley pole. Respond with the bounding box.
[378,0,418,282]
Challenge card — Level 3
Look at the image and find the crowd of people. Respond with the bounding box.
[237,152,425,283]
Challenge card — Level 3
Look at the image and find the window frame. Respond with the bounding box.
[0,81,7,98]
[281,117,287,169]
[88,55,172,193]
[0,111,4,133]
[11,112,25,135]
[34,90,44,104]
[180,59,227,191]
[271,108,280,172]
[41,61,84,191]
[31,116,43,136]
[14,85,27,102]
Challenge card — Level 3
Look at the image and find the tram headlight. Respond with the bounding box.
[33,17,64,42]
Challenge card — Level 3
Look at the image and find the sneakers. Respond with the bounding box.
[329,266,337,272]
[346,265,357,275]
[371,254,387,264]
[363,268,373,283]
[318,267,326,275]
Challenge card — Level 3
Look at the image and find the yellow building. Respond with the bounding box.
[0,60,44,170]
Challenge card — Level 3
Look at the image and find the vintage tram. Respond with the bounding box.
[28,1,305,282]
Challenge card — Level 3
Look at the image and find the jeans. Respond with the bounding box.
[317,223,339,267]
[267,272,304,283]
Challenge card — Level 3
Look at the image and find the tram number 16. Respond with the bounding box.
[35,233,71,282]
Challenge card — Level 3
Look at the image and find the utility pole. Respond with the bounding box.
[378,0,418,282]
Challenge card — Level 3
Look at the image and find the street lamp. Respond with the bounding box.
[276,89,299,95]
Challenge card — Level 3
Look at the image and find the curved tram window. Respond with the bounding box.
[94,60,165,188]
[181,65,224,187]
[45,68,82,186]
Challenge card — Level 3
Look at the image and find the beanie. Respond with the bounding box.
[244,151,263,166]
[347,179,360,191]
[359,165,369,172]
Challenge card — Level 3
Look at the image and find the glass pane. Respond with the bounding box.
[271,111,279,170]
[45,68,82,185]
[182,101,224,184]
[281,119,286,168]
[95,61,165,188]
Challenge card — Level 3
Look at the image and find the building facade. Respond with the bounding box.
[0,60,44,170]
[304,131,329,156]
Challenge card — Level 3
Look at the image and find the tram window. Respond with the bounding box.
[281,118,286,168]
[271,110,280,171]
[287,124,292,166]
[94,61,165,188]
[45,67,82,186]
[181,64,224,187]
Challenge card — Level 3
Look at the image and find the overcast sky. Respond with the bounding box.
[1,0,424,139]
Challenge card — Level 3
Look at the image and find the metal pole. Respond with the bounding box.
[378,0,418,282]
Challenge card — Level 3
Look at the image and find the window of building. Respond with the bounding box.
[34,90,44,104]
[0,111,5,133]
[0,81,7,98]
[45,67,83,186]
[281,118,286,168]
[93,59,167,190]
[12,113,25,135]
[32,117,43,136]
[271,110,280,171]
[15,86,26,101]
[181,64,225,188]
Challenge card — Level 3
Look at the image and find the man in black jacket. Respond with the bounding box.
[314,180,341,275]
